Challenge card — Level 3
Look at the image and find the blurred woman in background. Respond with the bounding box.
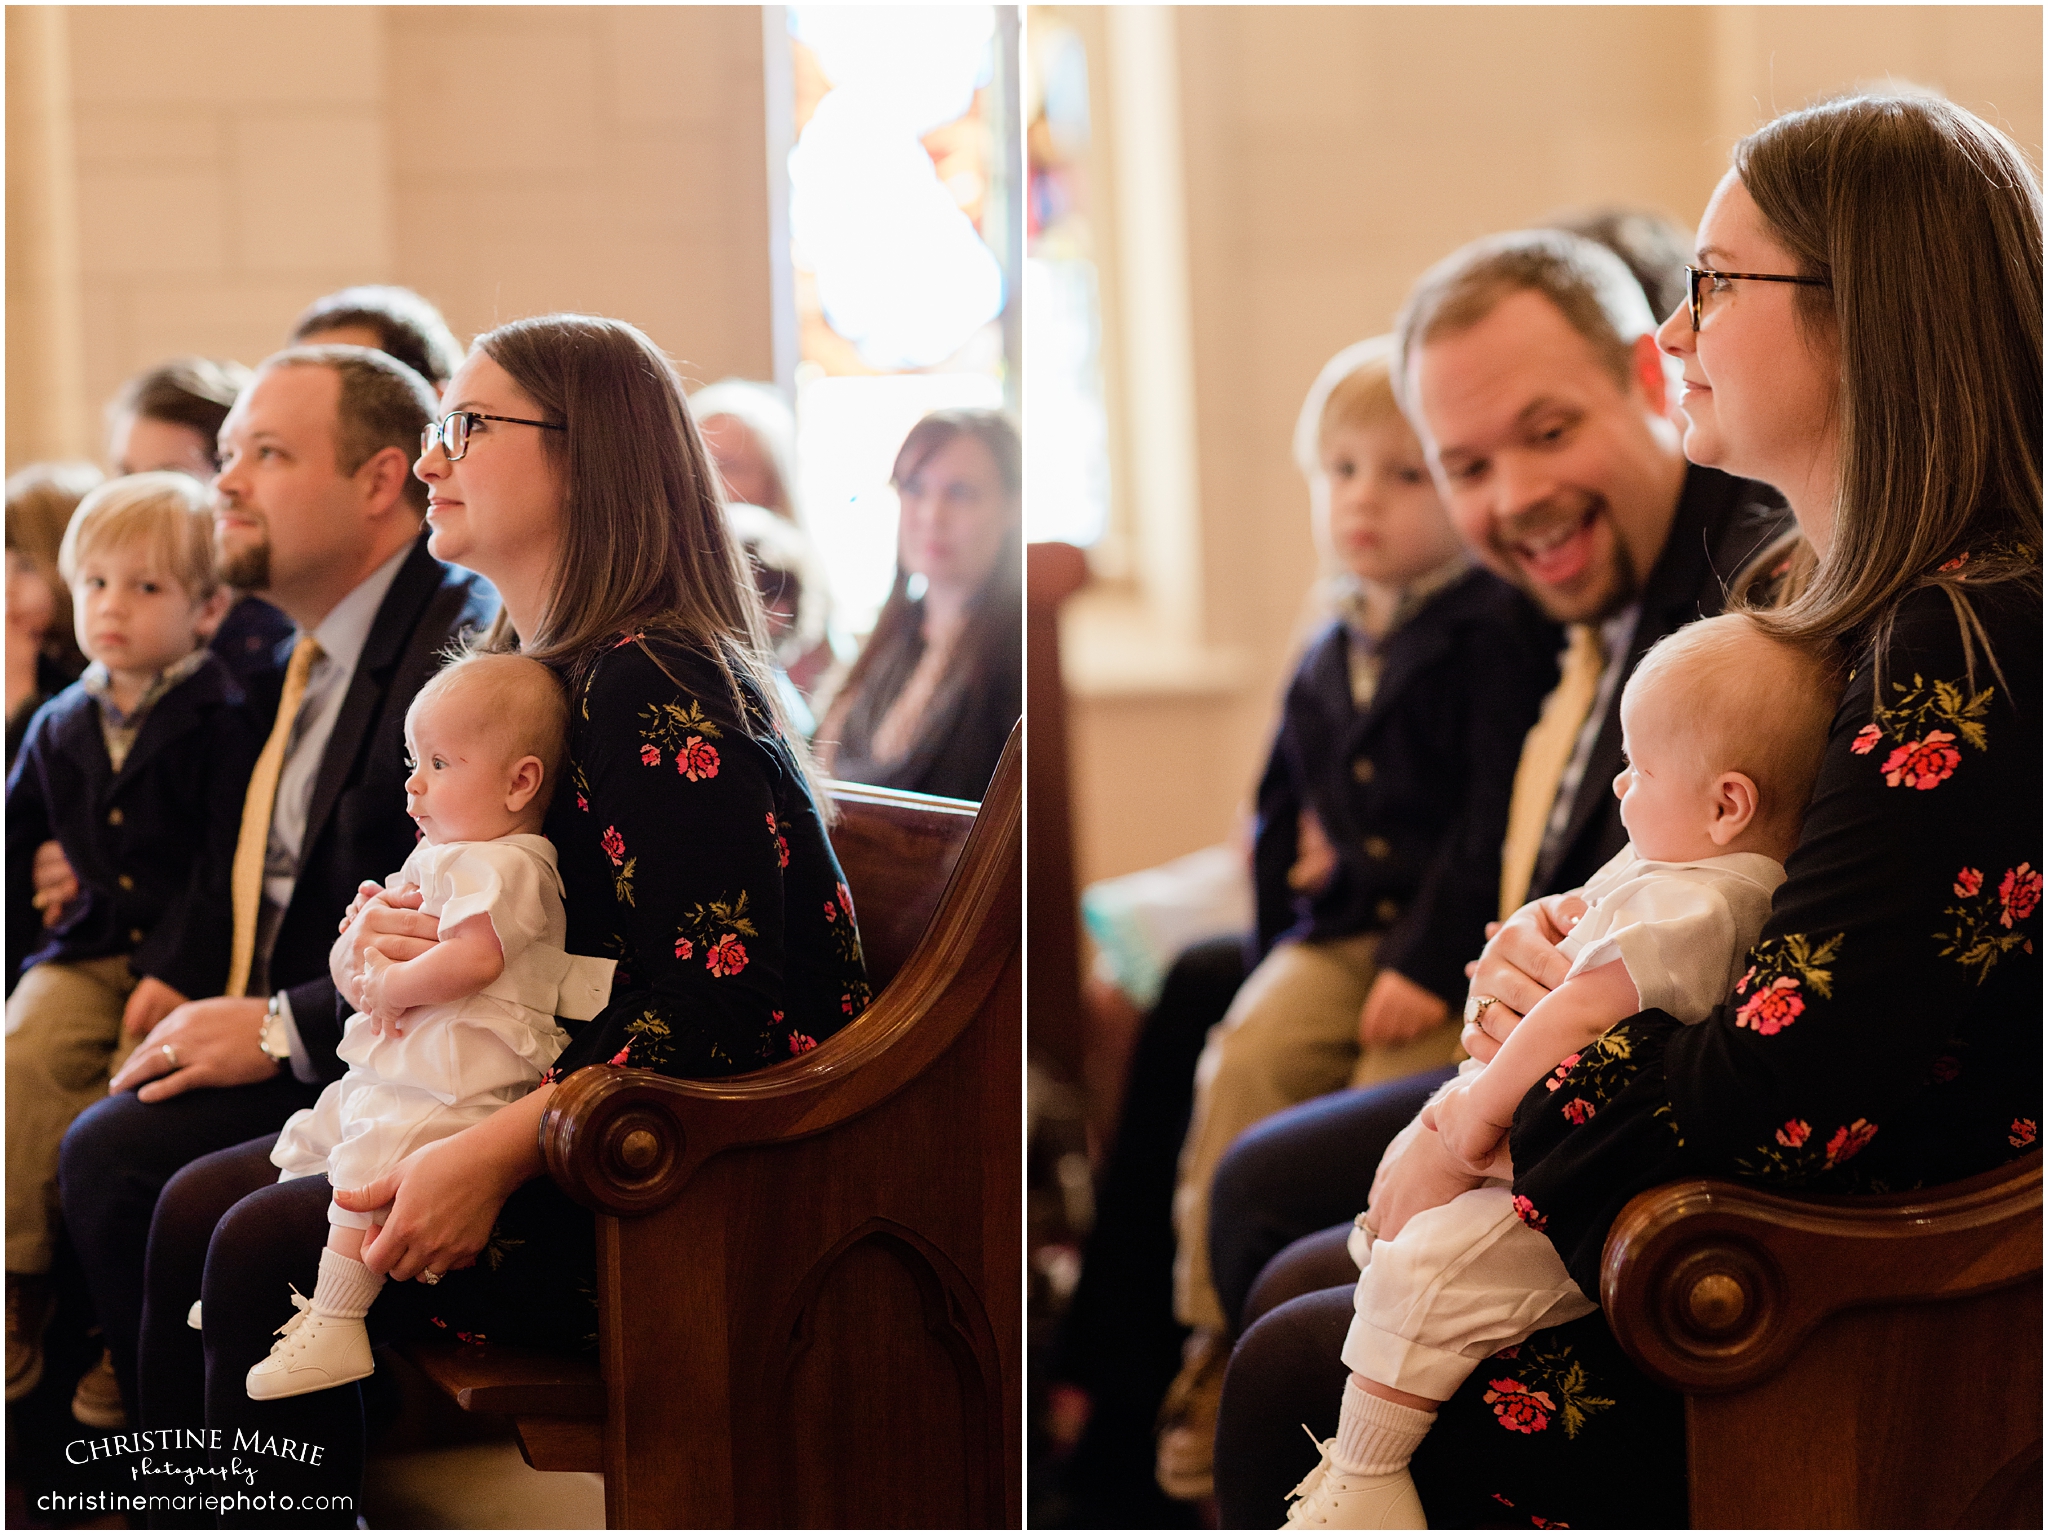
[693,378,838,697]
[816,408,1020,803]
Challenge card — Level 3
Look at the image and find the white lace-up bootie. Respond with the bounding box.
[245,1287,375,1400]
[1281,1429,1427,1530]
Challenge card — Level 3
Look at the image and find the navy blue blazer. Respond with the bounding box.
[1251,567,1560,1005]
[241,536,498,1083]
[5,652,260,999]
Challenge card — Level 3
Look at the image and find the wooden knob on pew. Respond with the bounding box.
[1685,1271,1750,1334]
[618,1128,660,1172]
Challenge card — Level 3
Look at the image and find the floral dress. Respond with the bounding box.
[412,631,869,1352]
[1409,575,2041,1529]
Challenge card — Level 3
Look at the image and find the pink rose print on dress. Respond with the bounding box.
[640,743,661,768]
[612,631,642,649]
[841,991,858,1015]
[1929,1056,1960,1084]
[823,900,837,922]
[1824,1118,1878,1165]
[788,1031,818,1055]
[609,1044,632,1066]
[1510,1195,1546,1232]
[1543,1053,1581,1093]
[767,813,790,868]
[1482,1378,1555,1434]
[2010,1118,2037,1148]
[677,737,720,782]
[1735,975,1804,1035]
[576,794,588,812]
[1954,867,1984,898]
[601,826,626,866]
[1998,864,2041,928]
[836,881,854,918]
[1775,1119,1811,1148]
[673,937,694,961]
[1879,731,1960,789]
[1850,724,1882,755]
[1937,552,1971,572]
[1561,1098,1593,1124]
[706,933,748,976]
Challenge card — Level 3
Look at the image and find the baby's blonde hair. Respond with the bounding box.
[1622,613,1842,836]
[408,651,569,788]
[1291,335,1405,481]
[56,472,219,600]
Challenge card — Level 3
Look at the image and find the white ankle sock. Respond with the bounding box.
[310,1249,384,1320]
[1331,1377,1437,1476]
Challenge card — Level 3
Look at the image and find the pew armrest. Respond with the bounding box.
[1601,1150,2042,1393]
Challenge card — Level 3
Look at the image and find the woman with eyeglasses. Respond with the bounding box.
[188,315,871,1520]
[1226,91,2039,1530]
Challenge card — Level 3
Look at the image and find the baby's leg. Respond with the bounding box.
[1286,1189,1593,1528]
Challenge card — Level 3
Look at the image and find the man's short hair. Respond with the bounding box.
[1545,207,1692,325]
[1393,229,1659,408]
[106,358,255,469]
[262,345,439,516]
[289,285,464,391]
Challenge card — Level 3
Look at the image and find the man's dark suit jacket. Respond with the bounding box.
[245,535,497,1082]
[5,653,260,998]
[1530,464,1790,901]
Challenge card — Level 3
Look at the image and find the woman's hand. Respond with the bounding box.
[1419,1077,1511,1175]
[1461,894,1585,1058]
[357,944,408,1036]
[335,883,436,1011]
[341,1138,505,1283]
[1364,1116,1489,1241]
[1358,969,1450,1050]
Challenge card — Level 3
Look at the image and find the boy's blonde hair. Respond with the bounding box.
[56,472,219,600]
[409,651,570,788]
[1291,335,1403,480]
[1622,613,1843,835]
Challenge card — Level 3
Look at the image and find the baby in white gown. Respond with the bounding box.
[1281,612,1842,1527]
[245,652,613,1400]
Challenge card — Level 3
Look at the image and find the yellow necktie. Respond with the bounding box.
[1498,624,1606,920]
[226,635,322,997]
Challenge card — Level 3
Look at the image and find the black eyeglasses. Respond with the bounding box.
[1684,265,1830,331]
[421,411,565,461]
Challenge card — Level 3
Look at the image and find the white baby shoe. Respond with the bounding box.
[245,1289,374,1400]
[186,1300,202,1330]
[1281,1433,1427,1530]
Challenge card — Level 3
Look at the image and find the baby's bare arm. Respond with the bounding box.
[1466,959,1638,1127]
[363,913,505,1014]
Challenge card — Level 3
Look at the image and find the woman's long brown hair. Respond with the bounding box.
[472,314,826,807]
[1730,93,2042,691]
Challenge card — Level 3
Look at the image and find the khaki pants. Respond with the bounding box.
[6,955,141,1275]
[1171,932,1461,1333]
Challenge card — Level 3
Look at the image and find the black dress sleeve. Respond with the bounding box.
[548,637,867,1080]
[1511,581,2043,1294]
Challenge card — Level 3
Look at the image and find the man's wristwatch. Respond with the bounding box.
[258,993,293,1067]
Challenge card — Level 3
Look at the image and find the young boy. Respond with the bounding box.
[4,472,256,1403]
[241,653,613,1399]
[1282,613,1841,1528]
[1157,337,1561,1494]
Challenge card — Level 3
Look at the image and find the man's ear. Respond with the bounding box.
[355,444,419,522]
[1630,331,1671,419]
[1706,769,1760,847]
[504,755,546,814]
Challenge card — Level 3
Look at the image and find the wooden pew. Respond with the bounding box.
[1602,1149,2041,1528]
[404,726,1022,1527]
